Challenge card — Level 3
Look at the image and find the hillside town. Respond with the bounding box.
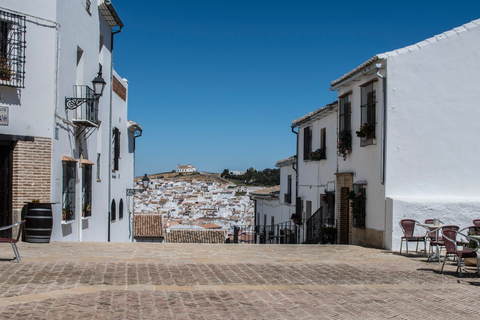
[132,171,260,242]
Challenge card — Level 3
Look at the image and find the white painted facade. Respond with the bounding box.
[293,103,338,224]
[330,18,480,249]
[275,156,297,224]
[178,163,197,172]
[0,1,138,242]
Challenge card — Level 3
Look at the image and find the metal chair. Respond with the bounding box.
[472,219,480,226]
[0,220,26,263]
[426,225,459,264]
[440,228,480,277]
[399,219,426,256]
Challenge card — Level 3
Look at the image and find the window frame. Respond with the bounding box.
[339,93,351,133]
[112,127,120,171]
[360,81,376,146]
[352,184,366,228]
[82,163,92,218]
[303,126,312,161]
[62,162,76,222]
[0,10,26,88]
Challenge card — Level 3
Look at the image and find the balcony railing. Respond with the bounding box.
[69,85,98,127]
[232,221,301,244]
[306,207,337,244]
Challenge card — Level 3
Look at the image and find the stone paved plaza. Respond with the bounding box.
[0,242,479,319]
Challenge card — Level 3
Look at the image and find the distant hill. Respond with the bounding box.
[137,171,227,185]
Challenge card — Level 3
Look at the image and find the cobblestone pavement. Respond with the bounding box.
[0,243,479,319]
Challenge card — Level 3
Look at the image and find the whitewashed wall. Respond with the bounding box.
[277,162,296,223]
[0,1,57,139]
[50,0,116,241]
[336,75,386,233]
[384,22,480,249]
[296,107,339,221]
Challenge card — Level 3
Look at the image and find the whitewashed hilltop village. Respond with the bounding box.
[132,171,258,242]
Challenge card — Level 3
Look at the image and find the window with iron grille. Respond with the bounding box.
[0,10,26,88]
[112,127,120,171]
[339,94,351,132]
[360,82,376,143]
[62,162,76,221]
[350,185,366,228]
[303,126,312,161]
[82,164,92,218]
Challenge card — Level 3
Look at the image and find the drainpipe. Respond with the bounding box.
[130,128,143,241]
[375,63,386,186]
[291,126,300,240]
[107,25,122,242]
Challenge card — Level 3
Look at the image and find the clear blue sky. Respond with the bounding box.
[112,0,480,175]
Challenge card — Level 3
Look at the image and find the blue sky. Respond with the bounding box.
[112,0,480,175]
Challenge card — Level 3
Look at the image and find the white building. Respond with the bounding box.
[330,18,480,249]
[0,0,140,242]
[178,163,197,173]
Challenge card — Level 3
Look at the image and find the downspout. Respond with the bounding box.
[130,129,143,242]
[375,63,386,186]
[376,63,388,249]
[291,126,300,240]
[107,26,122,242]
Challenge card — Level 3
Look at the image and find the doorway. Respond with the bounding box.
[0,144,13,238]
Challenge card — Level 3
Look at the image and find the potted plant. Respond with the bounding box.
[355,122,375,138]
[0,57,11,81]
[308,148,325,161]
[337,130,352,161]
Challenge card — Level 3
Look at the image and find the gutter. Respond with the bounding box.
[330,63,377,91]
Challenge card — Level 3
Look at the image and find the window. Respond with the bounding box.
[82,163,92,218]
[111,199,116,222]
[62,162,76,221]
[0,10,26,88]
[350,184,366,228]
[119,199,124,220]
[320,128,326,159]
[360,82,376,143]
[339,94,351,133]
[285,175,292,204]
[112,127,120,171]
[303,127,312,161]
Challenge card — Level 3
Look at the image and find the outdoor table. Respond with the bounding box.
[418,223,443,261]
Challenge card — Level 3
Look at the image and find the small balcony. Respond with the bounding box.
[308,148,326,161]
[66,85,99,127]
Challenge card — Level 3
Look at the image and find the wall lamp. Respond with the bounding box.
[142,174,150,190]
[65,71,106,110]
[126,174,150,196]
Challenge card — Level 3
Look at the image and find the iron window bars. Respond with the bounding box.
[0,10,26,88]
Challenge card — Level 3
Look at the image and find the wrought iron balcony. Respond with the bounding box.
[66,85,98,127]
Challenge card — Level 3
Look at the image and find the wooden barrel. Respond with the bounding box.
[25,203,53,243]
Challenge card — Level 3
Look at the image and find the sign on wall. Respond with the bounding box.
[0,107,8,125]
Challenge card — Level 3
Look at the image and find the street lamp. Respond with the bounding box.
[91,70,106,98]
[142,174,150,190]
